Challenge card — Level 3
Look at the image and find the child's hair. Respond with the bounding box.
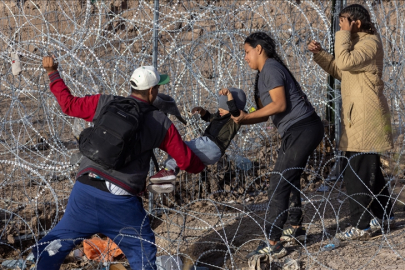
[339,4,375,35]
[244,32,304,107]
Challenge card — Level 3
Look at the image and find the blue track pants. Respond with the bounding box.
[33,181,157,270]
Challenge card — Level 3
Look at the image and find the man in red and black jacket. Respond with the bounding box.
[33,57,205,270]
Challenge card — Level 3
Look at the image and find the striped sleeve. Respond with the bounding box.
[49,71,62,83]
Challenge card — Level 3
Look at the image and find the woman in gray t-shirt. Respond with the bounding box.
[232,32,324,259]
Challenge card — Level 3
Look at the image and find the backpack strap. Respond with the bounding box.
[151,150,159,172]
[139,104,160,172]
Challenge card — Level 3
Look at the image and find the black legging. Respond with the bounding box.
[266,113,324,241]
[343,151,394,229]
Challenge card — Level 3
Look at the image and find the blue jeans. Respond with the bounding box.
[165,136,222,172]
[32,181,157,270]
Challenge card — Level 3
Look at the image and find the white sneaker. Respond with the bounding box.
[147,183,174,194]
[336,227,371,241]
[370,216,395,232]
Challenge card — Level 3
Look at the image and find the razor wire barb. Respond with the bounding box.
[0,0,405,269]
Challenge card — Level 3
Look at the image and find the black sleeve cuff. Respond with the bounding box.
[201,111,211,122]
[48,71,61,83]
[227,100,240,117]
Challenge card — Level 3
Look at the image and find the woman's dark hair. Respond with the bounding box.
[339,4,375,34]
[244,32,304,108]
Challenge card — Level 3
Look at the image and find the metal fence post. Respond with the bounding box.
[327,0,345,181]
[149,0,160,214]
[152,0,159,69]
[334,0,344,180]
[336,0,347,177]
[332,0,343,142]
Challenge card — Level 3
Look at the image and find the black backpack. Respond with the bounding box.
[78,97,158,170]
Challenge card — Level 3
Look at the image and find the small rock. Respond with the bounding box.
[112,0,123,8]
[7,234,15,244]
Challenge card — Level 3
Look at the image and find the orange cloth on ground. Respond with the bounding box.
[83,237,123,262]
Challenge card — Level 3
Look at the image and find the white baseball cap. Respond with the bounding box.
[130,66,170,91]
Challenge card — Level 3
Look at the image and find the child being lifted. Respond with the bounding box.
[148,88,246,193]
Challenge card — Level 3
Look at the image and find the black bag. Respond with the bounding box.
[79,97,157,170]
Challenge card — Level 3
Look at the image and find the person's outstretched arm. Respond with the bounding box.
[43,56,100,122]
[158,124,205,174]
[231,86,286,125]
[192,106,215,122]
[308,40,342,81]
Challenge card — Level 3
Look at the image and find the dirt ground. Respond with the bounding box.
[148,188,405,270]
[32,187,404,270]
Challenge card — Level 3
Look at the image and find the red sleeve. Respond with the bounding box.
[48,71,100,122]
[159,124,205,173]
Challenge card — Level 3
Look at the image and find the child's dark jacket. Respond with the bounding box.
[201,100,242,155]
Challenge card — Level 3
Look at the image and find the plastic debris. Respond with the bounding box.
[1,259,24,269]
[156,255,183,270]
[282,258,300,270]
[316,184,330,192]
[24,252,35,268]
[325,175,337,181]
[26,252,35,262]
[73,248,84,258]
[71,248,84,260]
[10,52,22,76]
[234,155,253,171]
[321,237,340,251]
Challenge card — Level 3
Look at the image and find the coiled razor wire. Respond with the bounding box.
[0,0,404,269]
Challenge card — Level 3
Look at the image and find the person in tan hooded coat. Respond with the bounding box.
[309,4,394,241]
